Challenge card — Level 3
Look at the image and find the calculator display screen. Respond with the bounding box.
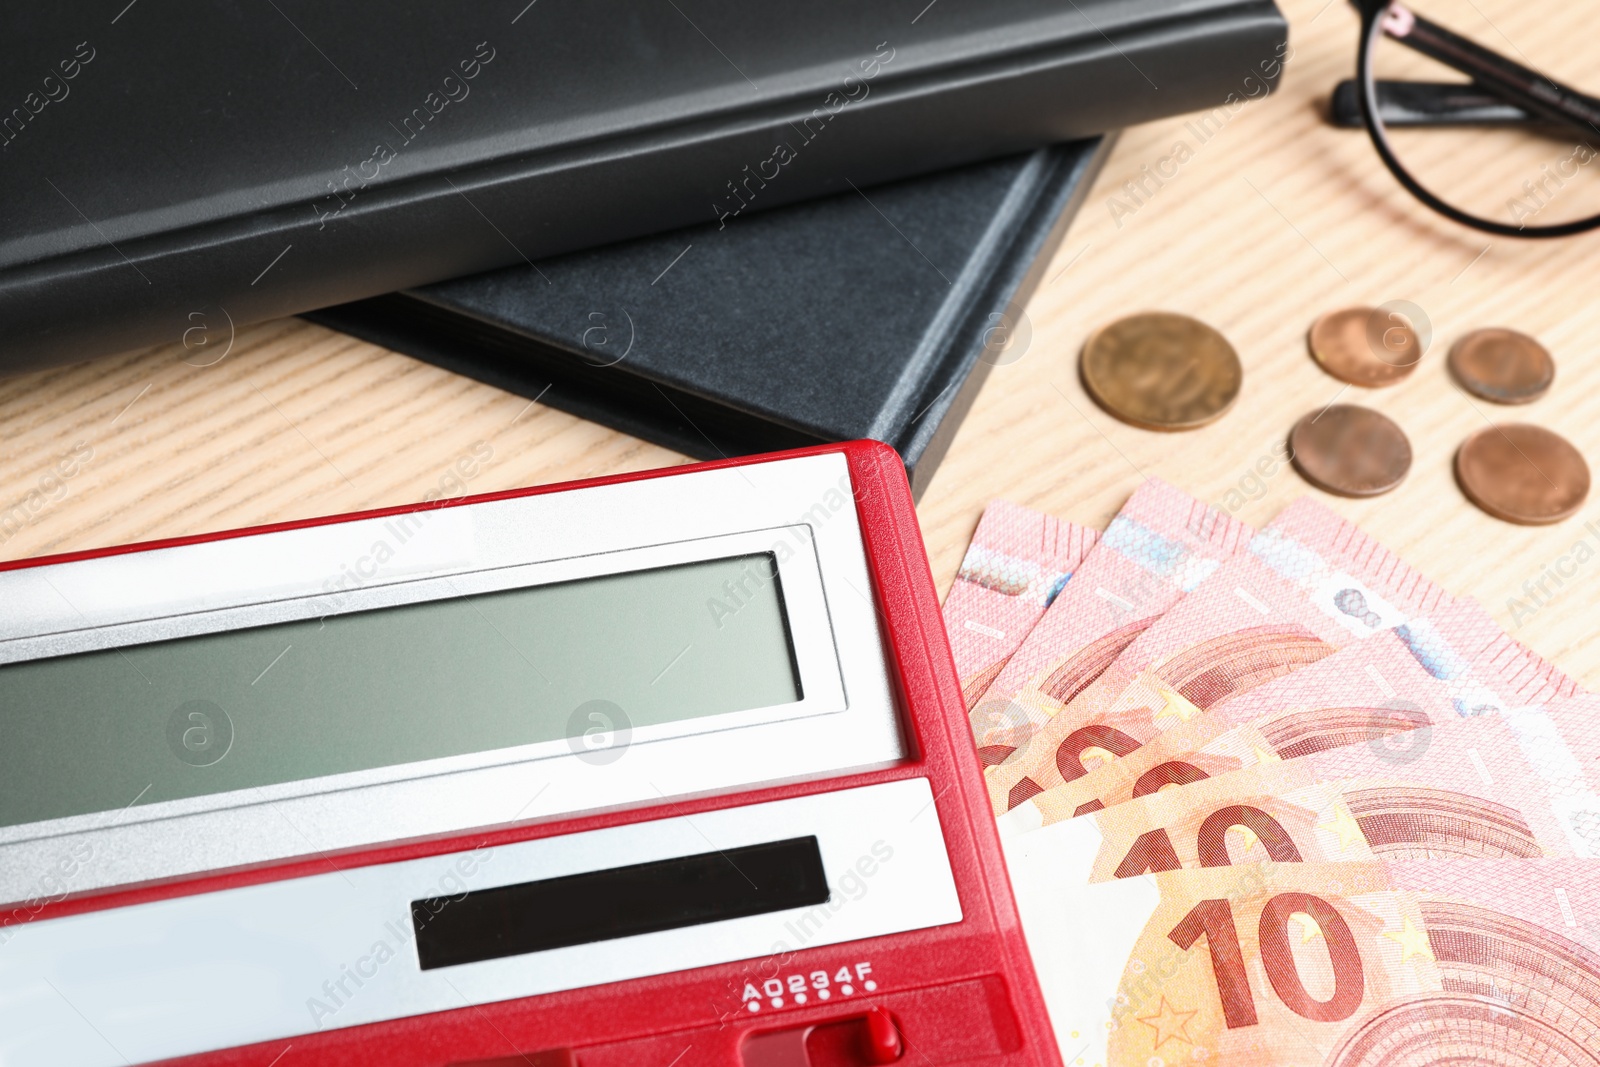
[0,554,798,829]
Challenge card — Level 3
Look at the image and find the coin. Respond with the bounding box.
[1447,328,1554,404]
[1455,424,1589,524]
[1307,307,1422,388]
[1288,404,1412,497]
[1080,312,1241,431]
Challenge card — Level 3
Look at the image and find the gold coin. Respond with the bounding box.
[1080,312,1242,431]
[1455,424,1589,525]
[1447,328,1555,404]
[1288,405,1412,497]
[1307,307,1421,388]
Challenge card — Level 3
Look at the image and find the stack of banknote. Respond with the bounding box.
[942,482,1597,1066]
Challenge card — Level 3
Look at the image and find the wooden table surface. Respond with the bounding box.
[4,0,1598,688]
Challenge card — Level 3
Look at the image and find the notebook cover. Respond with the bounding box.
[307,138,1114,499]
[0,0,1285,375]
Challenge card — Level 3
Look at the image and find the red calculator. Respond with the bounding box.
[0,441,1061,1067]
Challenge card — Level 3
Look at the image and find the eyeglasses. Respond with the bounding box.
[1334,0,1600,238]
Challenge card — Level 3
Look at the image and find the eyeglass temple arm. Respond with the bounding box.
[1366,1,1600,138]
[1329,79,1542,128]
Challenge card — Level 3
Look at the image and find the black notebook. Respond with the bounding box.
[307,138,1113,498]
[1,1,1285,374]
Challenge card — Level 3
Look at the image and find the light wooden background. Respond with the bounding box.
[4,0,1598,688]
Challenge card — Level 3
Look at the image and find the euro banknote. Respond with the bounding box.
[988,498,1456,813]
[941,499,1098,710]
[1004,849,1600,1067]
[1020,597,1580,820]
[969,480,1251,773]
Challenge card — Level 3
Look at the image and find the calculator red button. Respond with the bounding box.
[861,1007,902,1063]
[740,1008,903,1067]
[449,1050,576,1067]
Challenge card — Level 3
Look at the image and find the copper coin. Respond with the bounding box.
[1455,423,1589,524]
[1080,312,1242,431]
[1447,328,1555,404]
[1288,404,1412,497]
[1307,307,1422,388]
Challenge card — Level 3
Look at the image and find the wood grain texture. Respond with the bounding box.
[3,0,1597,687]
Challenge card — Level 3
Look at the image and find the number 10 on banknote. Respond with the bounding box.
[1005,840,1600,1067]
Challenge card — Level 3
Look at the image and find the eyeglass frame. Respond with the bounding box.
[1354,0,1600,238]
